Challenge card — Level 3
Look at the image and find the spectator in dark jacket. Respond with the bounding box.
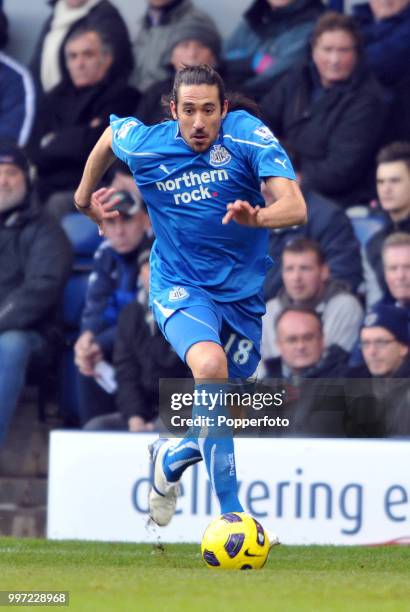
[0,9,35,145]
[84,258,190,431]
[28,24,140,217]
[364,142,410,306]
[376,233,410,333]
[353,0,410,89]
[346,305,410,437]
[260,12,389,207]
[30,0,133,95]
[224,0,324,101]
[264,307,349,436]
[263,151,363,298]
[0,5,7,50]
[74,190,151,426]
[0,143,72,447]
[353,0,410,143]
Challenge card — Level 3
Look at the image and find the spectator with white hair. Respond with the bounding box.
[30,0,133,95]
[28,25,139,218]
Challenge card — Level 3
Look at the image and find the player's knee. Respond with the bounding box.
[188,344,228,379]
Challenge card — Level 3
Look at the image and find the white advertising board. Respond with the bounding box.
[47,432,410,545]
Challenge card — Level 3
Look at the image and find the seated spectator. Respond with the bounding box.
[223,0,323,101]
[347,305,410,437]
[260,12,388,207]
[264,307,348,436]
[262,238,363,360]
[131,0,221,93]
[28,25,139,218]
[378,234,410,330]
[136,21,221,125]
[84,258,190,431]
[262,151,363,299]
[0,9,35,145]
[363,142,410,306]
[30,0,133,94]
[74,190,151,426]
[354,0,410,143]
[353,0,410,88]
[0,143,72,447]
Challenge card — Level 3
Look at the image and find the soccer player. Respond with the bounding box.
[74,65,306,529]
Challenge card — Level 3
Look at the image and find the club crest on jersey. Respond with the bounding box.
[209,145,231,167]
[168,286,189,301]
[116,119,138,140]
[254,126,276,143]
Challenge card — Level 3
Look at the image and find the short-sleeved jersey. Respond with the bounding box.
[110,110,295,303]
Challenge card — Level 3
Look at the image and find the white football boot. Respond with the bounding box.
[148,438,180,527]
[267,530,280,548]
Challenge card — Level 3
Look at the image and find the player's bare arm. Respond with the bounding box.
[222,176,307,229]
[74,127,119,232]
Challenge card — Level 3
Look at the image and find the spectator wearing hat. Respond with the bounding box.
[28,24,139,218]
[136,21,222,126]
[0,7,36,146]
[0,143,72,447]
[346,305,410,437]
[224,0,324,101]
[84,254,190,432]
[131,0,221,93]
[30,0,133,95]
[74,188,152,425]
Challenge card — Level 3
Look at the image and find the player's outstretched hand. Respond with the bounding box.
[76,187,120,236]
[222,200,261,227]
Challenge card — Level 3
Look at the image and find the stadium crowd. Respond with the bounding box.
[0,0,409,446]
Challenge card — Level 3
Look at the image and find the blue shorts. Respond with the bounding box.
[152,285,265,378]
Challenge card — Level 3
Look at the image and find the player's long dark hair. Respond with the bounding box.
[162,64,261,119]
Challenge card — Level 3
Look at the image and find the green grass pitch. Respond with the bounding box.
[0,538,409,612]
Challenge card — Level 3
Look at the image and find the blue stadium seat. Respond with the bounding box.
[61,212,102,269]
[58,213,102,424]
[350,216,386,247]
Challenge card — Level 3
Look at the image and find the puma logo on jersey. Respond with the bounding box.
[274,158,287,169]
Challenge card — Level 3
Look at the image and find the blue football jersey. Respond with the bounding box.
[110,110,295,302]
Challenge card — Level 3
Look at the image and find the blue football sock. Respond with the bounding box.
[163,383,243,513]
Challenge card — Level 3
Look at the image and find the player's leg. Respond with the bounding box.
[185,341,244,514]
[148,303,219,525]
[149,302,243,524]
